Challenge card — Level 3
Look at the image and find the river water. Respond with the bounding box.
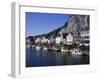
[26,47,89,67]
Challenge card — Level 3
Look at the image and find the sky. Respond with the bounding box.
[26,12,70,37]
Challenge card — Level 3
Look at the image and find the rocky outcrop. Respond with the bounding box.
[58,15,89,37]
[26,15,90,40]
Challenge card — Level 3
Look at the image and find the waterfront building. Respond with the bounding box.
[26,38,31,44]
[66,33,73,45]
[80,31,89,46]
[55,36,62,44]
[35,38,41,43]
[50,36,56,43]
[41,37,48,44]
[26,36,34,45]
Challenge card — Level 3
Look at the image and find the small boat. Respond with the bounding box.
[26,44,31,48]
[70,48,82,55]
[52,47,60,51]
[43,47,48,50]
[36,46,41,50]
[48,47,60,52]
[61,48,68,52]
[32,45,35,48]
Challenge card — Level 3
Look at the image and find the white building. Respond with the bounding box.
[49,37,55,44]
[41,37,48,44]
[66,33,73,45]
[80,31,89,46]
[47,39,51,44]
[26,38,31,44]
[55,37,62,44]
[41,37,53,44]
[80,31,89,37]
[35,38,41,43]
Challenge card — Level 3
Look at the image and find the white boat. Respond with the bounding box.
[61,48,68,52]
[26,44,31,48]
[43,47,48,50]
[70,48,82,55]
[32,45,35,48]
[36,46,41,50]
[51,47,60,51]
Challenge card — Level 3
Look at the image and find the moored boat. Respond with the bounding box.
[36,46,41,50]
[48,47,60,51]
[32,45,35,48]
[43,47,48,50]
[70,48,82,55]
[26,44,31,48]
[61,47,68,52]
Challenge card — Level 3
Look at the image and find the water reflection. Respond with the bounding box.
[26,47,89,67]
